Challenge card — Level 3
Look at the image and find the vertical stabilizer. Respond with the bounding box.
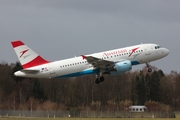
[11,40,49,69]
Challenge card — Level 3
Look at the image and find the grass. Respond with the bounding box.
[1,111,180,120]
[1,117,180,120]
[176,111,180,118]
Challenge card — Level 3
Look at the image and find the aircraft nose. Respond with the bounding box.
[163,48,170,56]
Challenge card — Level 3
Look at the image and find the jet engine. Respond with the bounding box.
[110,60,132,75]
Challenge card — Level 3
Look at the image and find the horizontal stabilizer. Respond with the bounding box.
[21,69,39,74]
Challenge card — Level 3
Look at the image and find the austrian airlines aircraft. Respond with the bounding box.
[11,40,169,84]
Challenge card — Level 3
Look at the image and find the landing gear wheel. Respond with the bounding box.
[148,68,152,72]
[95,78,100,84]
[95,71,105,84]
[146,63,153,73]
[99,76,104,82]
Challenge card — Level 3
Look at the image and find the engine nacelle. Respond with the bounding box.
[110,60,132,75]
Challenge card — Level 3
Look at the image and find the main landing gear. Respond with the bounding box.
[95,73,104,84]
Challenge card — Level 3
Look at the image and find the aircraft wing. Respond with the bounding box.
[81,55,125,68]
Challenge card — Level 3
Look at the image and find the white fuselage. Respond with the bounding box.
[14,43,169,78]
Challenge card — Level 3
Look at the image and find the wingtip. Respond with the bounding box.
[81,55,86,60]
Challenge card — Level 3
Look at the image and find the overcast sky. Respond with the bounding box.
[0,0,180,74]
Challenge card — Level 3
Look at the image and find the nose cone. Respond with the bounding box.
[164,48,170,56]
[160,48,169,58]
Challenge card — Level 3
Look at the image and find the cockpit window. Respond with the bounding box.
[155,46,161,49]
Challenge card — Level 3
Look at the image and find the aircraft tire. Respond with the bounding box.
[100,76,104,82]
[95,78,100,84]
[148,68,152,72]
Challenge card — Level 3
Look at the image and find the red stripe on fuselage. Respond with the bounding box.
[22,56,49,69]
[11,40,24,48]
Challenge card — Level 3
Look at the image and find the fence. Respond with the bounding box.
[0,110,175,118]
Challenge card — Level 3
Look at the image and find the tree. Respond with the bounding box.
[12,62,23,83]
[33,79,46,100]
[149,71,162,101]
[135,73,146,105]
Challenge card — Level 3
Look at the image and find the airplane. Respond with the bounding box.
[11,40,169,84]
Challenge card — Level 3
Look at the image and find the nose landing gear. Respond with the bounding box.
[146,63,153,72]
[148,68,152,72]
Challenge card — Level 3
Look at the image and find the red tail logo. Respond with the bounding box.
[19,49,29,58]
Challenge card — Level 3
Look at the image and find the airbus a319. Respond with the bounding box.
[11,40,169,84]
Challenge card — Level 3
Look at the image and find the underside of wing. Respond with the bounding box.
[81,55,125,68]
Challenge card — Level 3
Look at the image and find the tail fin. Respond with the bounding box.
[11,40,49,69]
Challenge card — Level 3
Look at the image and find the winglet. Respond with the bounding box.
[81,55,86,60]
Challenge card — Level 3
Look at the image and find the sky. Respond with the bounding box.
[0,0,180,74]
